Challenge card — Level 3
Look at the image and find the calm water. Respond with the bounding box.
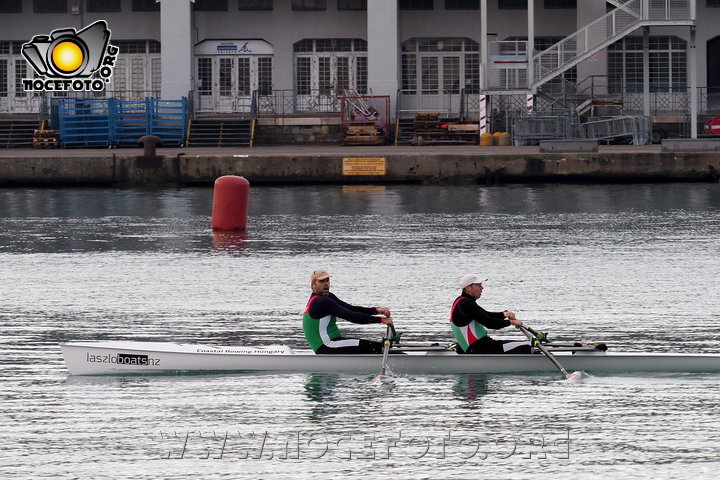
[1,184,719,479]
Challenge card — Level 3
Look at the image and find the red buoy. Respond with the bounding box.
[211,176,250,231]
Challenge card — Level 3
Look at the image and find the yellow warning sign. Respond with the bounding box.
[342,157,386,176]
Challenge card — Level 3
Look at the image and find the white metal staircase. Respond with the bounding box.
[483,0,696,93]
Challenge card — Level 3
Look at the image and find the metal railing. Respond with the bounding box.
[623,88,720,115]
[253,89,344,117]
[534,0,693,88]
[395,89,455,118]
[533,0,642,87]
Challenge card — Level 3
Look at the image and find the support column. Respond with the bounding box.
[576,0,607,91]
[159,0,193,100]
[367,0,399,119]
[527,0,534,91]
[480,0,488,91]
[643,27,650,117]
[689,26,698,139]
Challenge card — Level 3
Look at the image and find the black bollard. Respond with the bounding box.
[138,135,163,157]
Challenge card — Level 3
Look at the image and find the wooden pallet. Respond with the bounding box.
[32,129,59,149]
[343,122,384,146]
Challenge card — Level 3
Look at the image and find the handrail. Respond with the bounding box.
[532,0,693,89]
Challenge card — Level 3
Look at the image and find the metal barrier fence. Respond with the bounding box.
[512,115,581,146]
[512,113,652,145]
[57,97,186,148]
[580,115,652,145]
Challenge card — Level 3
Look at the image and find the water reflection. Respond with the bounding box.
[2,184,720,255]
[303,374,342,423]
[453,374,491,409]
[211,230,248,253]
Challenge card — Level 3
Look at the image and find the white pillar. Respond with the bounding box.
[480,0,488,91]
[159,0,193,100]
[643,27,650,117]
[576,0,607,89]
[527,0,534,90]
[367,0,399,120]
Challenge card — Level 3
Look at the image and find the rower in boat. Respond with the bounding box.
[450,274,531,354]
[302,269,394,354]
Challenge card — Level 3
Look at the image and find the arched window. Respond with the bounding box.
[401,38,479,95]
[608,36,687,93]
[293,39,368,95]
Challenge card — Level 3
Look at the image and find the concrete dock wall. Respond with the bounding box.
[1,149,719,186]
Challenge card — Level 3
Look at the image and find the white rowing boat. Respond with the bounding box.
[60,341,720,375]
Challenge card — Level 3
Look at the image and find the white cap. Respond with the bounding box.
[458,274,486,289]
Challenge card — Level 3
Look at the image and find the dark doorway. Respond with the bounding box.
[707,37,720,111]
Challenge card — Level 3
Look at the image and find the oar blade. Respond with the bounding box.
[564,370,585,382]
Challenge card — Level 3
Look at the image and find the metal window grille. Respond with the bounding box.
[296,57,311,95]
[113,58,127,92]
[402,54,417,93]
[237,58,251,95]
[403,38,479,95]
[151,58,161,93]
[443,57,460,94]
[421,57,439,94]
[356,56,367,94]
[608,36,687,93]
[148,41,161,54]
[464,53,479,94]
[115,40,148,54]
[0,59,7,97]
[258,57,273,95]
[337,57,350,91]
[131,58,145,92]
[319,57,332,94]
[197,57,212,93]
[14,59,27,97]
[219,58,232,96]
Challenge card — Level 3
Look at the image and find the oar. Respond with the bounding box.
[374,325,396,381]
[517,325,581,380]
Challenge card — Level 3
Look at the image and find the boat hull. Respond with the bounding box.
[60,341,720,375]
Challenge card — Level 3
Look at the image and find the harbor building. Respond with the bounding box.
[0,0,717,146]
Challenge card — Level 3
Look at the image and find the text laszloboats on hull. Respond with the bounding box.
[60,341,720,375]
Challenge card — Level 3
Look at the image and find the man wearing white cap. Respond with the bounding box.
[302,269,393,354]
[450,274,531,354]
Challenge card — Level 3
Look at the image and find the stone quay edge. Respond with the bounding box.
[0,145,719,186]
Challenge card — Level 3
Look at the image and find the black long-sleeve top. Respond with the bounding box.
[307,293,382,324]
[451,292,511,329]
